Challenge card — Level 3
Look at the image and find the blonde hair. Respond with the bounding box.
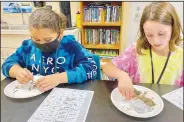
[136,2,183,55]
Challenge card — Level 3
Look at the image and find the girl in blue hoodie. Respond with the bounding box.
[2,8,97,92]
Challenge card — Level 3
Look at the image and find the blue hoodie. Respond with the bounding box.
[2,35,97,84]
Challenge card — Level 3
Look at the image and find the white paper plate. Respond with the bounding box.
[4,75,44,98]
[111,85,164,118]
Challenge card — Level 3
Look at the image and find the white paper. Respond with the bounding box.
[27,88,94,122]
[162,87,183,110]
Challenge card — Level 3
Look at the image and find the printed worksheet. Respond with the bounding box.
[162,87,183,110]
[27,88,94,122]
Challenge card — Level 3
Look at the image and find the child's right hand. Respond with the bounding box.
[118,76,135,100]
[15,68,33,84]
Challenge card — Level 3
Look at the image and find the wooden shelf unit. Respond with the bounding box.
[83,44,120,49]
[80,2,124,57]
[82,22,121,26]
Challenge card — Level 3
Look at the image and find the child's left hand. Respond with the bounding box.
[35,73,66,92]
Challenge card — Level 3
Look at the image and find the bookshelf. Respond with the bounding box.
[80,1,123,58]
[82,22,121,26]
[83,44,120,49]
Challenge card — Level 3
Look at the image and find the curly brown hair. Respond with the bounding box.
[29,8,66,34]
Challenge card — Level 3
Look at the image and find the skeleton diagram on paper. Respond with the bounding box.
[27,88,94,122]
[162,87,183,110]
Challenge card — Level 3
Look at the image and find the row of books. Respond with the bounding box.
[85,29,120,45]
[100,72,116,81]
[84,5,121,22]
[88,49,119,56]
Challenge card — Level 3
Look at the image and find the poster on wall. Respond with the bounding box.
[2,2,32,13]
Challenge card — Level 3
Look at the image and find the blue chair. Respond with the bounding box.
[92,54,101,80]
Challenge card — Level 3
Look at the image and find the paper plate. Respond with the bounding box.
[111,85,164,118]
[4,75,44,98]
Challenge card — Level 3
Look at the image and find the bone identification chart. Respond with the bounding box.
[162,87,183,110]
[27,88,94,122]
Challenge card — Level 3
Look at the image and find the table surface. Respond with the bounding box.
[1,78,183,122]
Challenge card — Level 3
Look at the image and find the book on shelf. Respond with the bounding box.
[100,71,117,81]
[85,28,120,45]
[83,5,121,22]
[88,49,118,57]
[81,2,123,60]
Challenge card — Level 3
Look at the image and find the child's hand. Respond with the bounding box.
[16,68,33,84]
[35,74,61,92]
[118,76,135,100]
